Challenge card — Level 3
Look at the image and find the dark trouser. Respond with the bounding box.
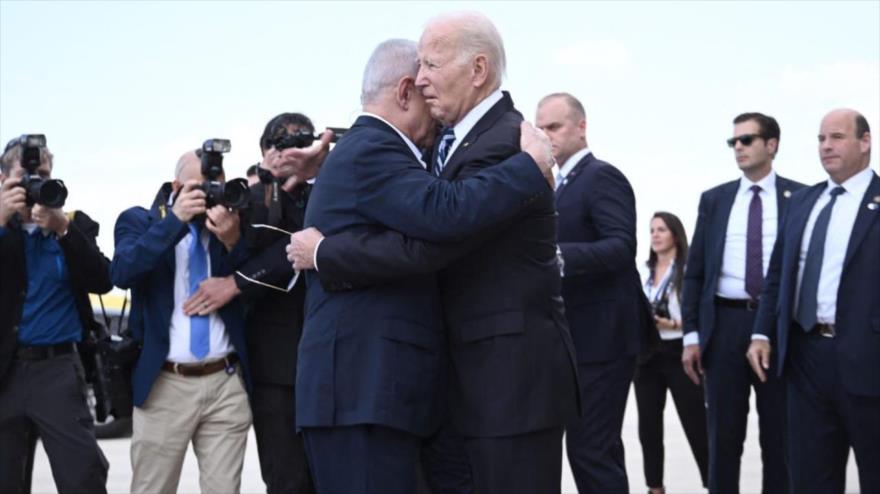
[787,328,880,494]
[0,352,108,494]
[251,382,314,494]
[420,424,473,494]
[634,338,709,489]
[704,305,788,494]
[302,424,420,494]
[463,426,564,494]
[566,356,636,494]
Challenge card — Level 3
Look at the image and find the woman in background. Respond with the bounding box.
[634,212,708,494]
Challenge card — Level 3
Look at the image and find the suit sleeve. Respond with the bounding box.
[354,137,547,242]
[558,165,637,276]
[233,236,296,298]
[58,212,113,294]
[752,209,789,341]
[110,207,188,289]
[681,191,710,336]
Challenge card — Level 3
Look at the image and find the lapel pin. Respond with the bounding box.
[462,142,470,148]
[868,203,878,211]
[783,190,792,198]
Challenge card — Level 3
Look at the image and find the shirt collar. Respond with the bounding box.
[22,223,51,237]
[451,89,504,143]
[556,147,591,181]
[738,169,777,196]
[360,111,426,168]
[829,165,874,198]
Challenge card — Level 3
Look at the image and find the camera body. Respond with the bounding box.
[651,298,671,320]
[259,127,348,185]
[15,134,68,208]
[199,139,248,210]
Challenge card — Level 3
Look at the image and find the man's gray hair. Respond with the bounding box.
[427,12,507,90]
[361,39,419,106]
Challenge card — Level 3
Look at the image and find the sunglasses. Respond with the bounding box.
[726,134,763,148]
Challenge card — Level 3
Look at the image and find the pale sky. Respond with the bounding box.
[2,1,879,262]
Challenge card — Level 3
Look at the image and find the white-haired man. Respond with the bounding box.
[290,38,556,493]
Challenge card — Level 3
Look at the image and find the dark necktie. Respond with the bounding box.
[796,186,845,332]
[434,128,456,177]
[188,224,210,359]
[745,185,764,300]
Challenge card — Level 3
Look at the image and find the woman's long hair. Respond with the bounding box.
[646,211,689,298]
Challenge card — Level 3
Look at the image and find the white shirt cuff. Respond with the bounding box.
[313,237,324,272]
[751,334,770,341]
[682,332,700,346]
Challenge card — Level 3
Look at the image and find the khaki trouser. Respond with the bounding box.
[131,365,252,494]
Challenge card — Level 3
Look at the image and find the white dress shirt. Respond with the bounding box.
[167,228,233,363]
[553,147,591,190]
[644,262,683,340]
[718,170,778,299]
[442,89,504,166]
[796,166,875,324]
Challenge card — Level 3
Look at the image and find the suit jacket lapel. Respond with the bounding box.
[775,176,796,230]
[439,92,516,180]
[843,173,880,271]
[555,153,593,205]
[711,182,739,272]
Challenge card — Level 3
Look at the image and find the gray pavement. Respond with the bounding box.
[32,388,860,493]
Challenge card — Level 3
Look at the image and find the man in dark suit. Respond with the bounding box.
[535,92,655,494]
[747,109,879,494]
[0,138,111,494]
[111,149,252,493]
[681,112,805,493]
[294,38,558,494]
[183,113,329,494]
[289,15,580,494]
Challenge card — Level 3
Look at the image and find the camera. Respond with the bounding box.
[651,298,671,320]
[14,134,68,208]
[199,139,249,210]
[259,128,348,185]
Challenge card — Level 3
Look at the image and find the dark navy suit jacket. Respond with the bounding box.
[555,152,655,363]
[753,172,880,397]
[308,95,581,438]
[110,187,251,407]
[296,114,549,437]
[682,174,806,354]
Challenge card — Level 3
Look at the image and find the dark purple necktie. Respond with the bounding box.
[745,185,763,300]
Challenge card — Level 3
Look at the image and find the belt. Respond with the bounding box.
[162,354,239,377]
[808,323,836,338]
[15,342,77,361]
[714,296,759,311]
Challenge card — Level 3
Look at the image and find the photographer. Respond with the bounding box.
[110,147,252,493]
[0,136,111,494]
[184,113,330,494]
[633,212,708,494]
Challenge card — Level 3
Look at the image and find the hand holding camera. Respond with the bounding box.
[0,177,27,226]
[171,180,207,223]
[205,204,240,251]
[31,204,70,237]
[273,130,336,192]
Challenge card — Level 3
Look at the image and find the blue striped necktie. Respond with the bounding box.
[796,186,845,332]
[434,128,456,177]
[188,223,210,359]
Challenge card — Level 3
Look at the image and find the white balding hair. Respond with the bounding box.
[360,39,419,106]
[426,11,507,90]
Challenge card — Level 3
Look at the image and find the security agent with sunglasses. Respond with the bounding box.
[0,137,111,494]
[681,113,805,493]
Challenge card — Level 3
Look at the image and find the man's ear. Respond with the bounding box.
[767,137,779,157]
[472,54,489,88]
[171,180,183,195]
[396,76,414,111]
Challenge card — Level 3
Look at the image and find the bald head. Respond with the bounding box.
[818,108,871,184]
[175,150,202,183]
